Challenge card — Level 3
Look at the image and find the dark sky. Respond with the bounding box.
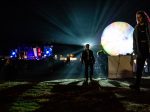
[1,0,150,54]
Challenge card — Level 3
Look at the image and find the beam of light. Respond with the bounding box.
[31,0,130,47]
[50,48,84,79]
[53,46,108,79]
[19,0,134,79]
[33,48,38,57]
[55,47,107,79]
[82,41,95,48]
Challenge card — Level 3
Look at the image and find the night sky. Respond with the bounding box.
[1,0,150,54]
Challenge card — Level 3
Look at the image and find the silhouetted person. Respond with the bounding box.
[130,10,150,91]
[97,49,108,78]
[66,55,70,64]
[81,44,95,82]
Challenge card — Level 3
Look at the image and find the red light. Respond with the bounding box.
[37,48,41,53]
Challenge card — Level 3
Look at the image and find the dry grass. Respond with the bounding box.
[0,79,150,112]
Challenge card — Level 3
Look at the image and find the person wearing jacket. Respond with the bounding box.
[81,44,95,82]
[130,10,150,91]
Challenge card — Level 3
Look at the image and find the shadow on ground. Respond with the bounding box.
[0,79,150,112]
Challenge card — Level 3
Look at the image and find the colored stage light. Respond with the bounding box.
[12,52,16,55]
[44,46,53,57]
[46,51,50,54]
[10,51,17,58]
[101,22,134,56]
[33,48,38,57]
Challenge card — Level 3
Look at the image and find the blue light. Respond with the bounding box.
[49,48,52,51]
[46,51,50,54]
[12,52,16,55]
[44,46,53,57]
[10,50,17,58]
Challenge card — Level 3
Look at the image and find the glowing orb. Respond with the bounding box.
[101,22,134,56]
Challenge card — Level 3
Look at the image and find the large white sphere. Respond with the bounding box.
[101,22,134,56]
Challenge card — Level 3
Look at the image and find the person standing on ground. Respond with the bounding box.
[130,10,150,91]
[81,44,95,82]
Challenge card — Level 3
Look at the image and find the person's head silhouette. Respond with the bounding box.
[136,10,150,24]
[85,44,90,50]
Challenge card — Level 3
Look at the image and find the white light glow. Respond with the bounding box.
[101,22,134,56]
